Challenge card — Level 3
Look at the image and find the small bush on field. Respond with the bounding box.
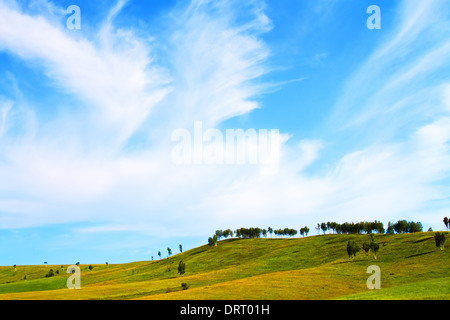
[181,283,189,290]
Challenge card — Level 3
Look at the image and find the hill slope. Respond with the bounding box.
[0,232,448,300]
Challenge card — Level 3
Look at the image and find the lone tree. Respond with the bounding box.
[363,234,380,260]
[167,248,172,257]
[299,226,310,237]
[370,241,380,260]
[362,242,371,256]
[371,242,380,260]
[435,232,446,251]
[346,241,360,259]
[215,230,224,241]
[444,217,449,230]
[178,260,186,275]
[386,222,395,234]
[179,244,183,253]
[320,222,327,234]
[262,229,267,238]
[158,251,161,259]
[208,234,218,247]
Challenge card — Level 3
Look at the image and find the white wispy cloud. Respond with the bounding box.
[330,0,450,135]
[0,0,278,231]
[153,0,272,132]
[0,98,13,140]
[0,0,171,146]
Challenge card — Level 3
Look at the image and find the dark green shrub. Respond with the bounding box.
[181,283,189,290]
[45,269,54,278]
[346,241,360,259]
[178,260,186,275]
[435,232,446,251]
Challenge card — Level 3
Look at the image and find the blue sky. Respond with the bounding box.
[1,0,450,266]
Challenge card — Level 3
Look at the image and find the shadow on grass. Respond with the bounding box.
[405,251,434,259]
[331,259,367,265]
[413,237,433,244]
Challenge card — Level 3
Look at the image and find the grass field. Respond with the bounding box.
[0,232,448,300]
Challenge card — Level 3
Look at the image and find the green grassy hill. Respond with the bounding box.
[0,232,448,300]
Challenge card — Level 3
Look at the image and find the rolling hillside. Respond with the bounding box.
[0,232,448,300]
